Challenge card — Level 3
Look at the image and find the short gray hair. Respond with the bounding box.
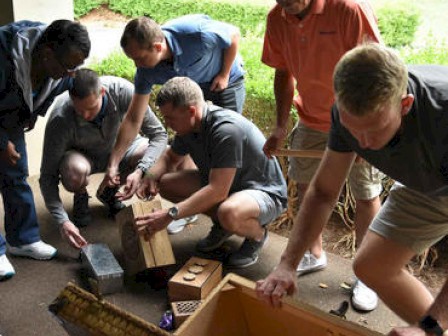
[156,77,204,108]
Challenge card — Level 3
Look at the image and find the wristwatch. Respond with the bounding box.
[167,206,179,220]
[419,315,445,336]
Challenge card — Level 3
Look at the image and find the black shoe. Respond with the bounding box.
[226,229,268,268]
[97,187,125,216]
[73,192,91,227]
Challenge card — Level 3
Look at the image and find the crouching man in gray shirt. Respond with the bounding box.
[133,77,287,268]
[39,69,167,248]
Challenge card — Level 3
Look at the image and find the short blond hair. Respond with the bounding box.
[333,43,408,116]
[156,77,204,108]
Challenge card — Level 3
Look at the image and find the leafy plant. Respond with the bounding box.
[377,5,420,48]
[400,36,448,65]
[74,0,106,18]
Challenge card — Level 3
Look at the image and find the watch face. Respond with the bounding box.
[169,206,179,219]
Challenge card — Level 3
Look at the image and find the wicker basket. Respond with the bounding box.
[49,282,170,336]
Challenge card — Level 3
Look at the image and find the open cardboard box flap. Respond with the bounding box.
[177,273,383,336]
[50,273,383,336]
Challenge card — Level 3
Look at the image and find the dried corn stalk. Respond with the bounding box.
[49,282,170,336]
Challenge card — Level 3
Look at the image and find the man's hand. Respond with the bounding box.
[263,127,288,158]
[136,174,160,200]
[60,221,88,249]
[98,166,121,195]
[255,262,297,308]
[0,141,21,166]
[210,73,230,92]
[388,326,426,336]
[134,209,171,241]
[116,169,143,201]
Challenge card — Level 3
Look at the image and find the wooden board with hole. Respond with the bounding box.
[168,257,222,302]
[116,199,175,275]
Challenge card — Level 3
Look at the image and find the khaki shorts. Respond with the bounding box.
[288,122,382,200]
[370,183,448,254]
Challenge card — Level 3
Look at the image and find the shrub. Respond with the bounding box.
[74,0,106,18]
[400,36,448,65]
[377,5,420,48]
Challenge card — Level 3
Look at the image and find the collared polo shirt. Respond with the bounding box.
[262,0,381,132]
[134,14,244,94]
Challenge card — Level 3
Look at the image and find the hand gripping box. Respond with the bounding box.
[80,243,123,295]
[168,257,222,302]
[116,199,175,275]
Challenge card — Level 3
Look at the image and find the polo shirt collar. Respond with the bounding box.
[162,29,183,58]
[281,0,325,23]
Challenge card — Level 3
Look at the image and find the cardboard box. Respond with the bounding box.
[171,300,202,328]
[50,274,383,336]
[168,257,222,302]
[80,243,123,295]
[176,273,383,336]
[116,199,175,275]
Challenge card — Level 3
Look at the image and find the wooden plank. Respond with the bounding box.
[272,148,324,158]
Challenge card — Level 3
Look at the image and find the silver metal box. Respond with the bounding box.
[80,243,124,295]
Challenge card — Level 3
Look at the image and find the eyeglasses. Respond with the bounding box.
[53,54,83,74]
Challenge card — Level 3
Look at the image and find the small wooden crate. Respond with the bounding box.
[170,300,202,328]
[176,273,384,336]
[168,257,222,302]
[116,199,175,275]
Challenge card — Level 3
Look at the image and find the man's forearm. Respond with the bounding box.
[220,31,240,78]
[39,176,70,226]
[274,70,295,131]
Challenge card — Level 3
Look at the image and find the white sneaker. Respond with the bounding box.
[352,279,378,311]
[296,251,328,275]
[167,215,198,234]
[8,241,57,260]
[0,254,15,280]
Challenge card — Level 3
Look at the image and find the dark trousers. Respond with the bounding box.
[0,129,40,255]
[201,77,246,114]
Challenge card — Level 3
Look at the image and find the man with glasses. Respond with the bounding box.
[0,20,90,281]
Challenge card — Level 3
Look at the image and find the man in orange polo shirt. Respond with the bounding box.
[262,0,382,311]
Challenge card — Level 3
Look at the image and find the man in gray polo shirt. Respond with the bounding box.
[132,77,287,268]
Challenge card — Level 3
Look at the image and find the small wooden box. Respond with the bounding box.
[116,199,175,275]
[168,257,222,302]
[171,300,202,328]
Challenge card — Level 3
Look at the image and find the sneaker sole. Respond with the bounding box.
[351,297,378,312]
[226,255,259,269]
[8,250,57,261]
[0,272,15,281]
[296,263,328,275]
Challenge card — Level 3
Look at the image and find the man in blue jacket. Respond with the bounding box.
[0,20,90,281]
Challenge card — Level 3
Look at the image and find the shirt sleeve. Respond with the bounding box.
[134,68,154,95]
[137,107,168,172]
[328,105,355,153]
[341,0,382,49]
[200,19,236,50]
[261,8,288,70]
[39,102,73,226]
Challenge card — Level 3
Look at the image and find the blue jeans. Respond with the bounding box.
[201,77,246,114]
[0,130,40,255]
